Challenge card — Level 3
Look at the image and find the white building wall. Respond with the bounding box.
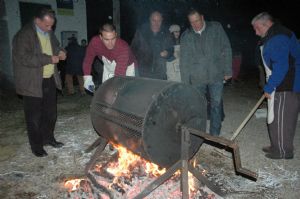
[2,0,87,85]
[5,0,87,48]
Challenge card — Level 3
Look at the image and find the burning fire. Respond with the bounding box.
[64,144,208,198]
[107,144,166,178]
[64,179,83,192]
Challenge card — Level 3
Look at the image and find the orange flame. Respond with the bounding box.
[106,144,166,178]
[64,145,205,196]
[64,179,83,192]
[187,159,199,194]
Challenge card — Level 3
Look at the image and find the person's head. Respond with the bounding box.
[149,11,163,33]
[68,37,78,45]
[99,23,117,50]
[187,9,205,32]
[169,24,181,39]
[81,39,87,47]
[34,8,56,32]
[251,12,274,38]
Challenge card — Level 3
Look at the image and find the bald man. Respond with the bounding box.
[131,11,174,80]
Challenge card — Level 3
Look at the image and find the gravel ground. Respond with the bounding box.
[0,75,299,199]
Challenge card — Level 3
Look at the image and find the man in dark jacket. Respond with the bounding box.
[65,38,86,95]
[12,8,66,157]
[131,11,173,80]
[252,12,300,159]
[180,9,232,136]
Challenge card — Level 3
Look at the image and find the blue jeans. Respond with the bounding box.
[195,81,224,136]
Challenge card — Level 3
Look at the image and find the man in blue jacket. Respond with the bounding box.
[252,12,300,159]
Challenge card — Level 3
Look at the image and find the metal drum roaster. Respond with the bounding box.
[90,76,207,168]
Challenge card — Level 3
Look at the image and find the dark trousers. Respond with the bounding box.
[268,92,300,157]
[23,77,57,151]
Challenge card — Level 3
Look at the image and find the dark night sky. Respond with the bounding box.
[86,0,300,71]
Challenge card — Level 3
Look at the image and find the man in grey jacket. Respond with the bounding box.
[12,8,66,157]
[180,9,232,136]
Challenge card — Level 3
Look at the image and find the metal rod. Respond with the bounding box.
[231,94,265,140]
[133,161,182,199]
[181,128,190,199]
[85,138,108,175]
[188,164,225,197]
[85,136,105,153]
[183,126,258,180]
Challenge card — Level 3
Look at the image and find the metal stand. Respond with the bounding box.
[84,137,108,174]
[133,127,225,199]
[185,126,258,180]
[84,126,257,199]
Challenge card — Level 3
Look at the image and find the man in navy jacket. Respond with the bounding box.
[252,12,300,159]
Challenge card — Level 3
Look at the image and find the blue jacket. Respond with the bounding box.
[262,24,300,93]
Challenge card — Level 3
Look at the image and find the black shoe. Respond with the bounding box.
[262,146,273,153]
[32,148,48,157]
[265,152,293,159]
[44,140,64,148]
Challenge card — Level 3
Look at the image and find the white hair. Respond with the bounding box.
[251,12,273,25]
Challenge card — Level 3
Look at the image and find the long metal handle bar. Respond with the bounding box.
[183,126,258,180]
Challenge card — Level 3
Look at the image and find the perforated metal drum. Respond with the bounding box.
[91,76,206,168]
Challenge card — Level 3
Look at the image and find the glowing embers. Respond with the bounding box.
[63,143,216,198]
[64,179,83,192]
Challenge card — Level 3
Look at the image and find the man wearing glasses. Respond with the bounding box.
[82,23,137,92]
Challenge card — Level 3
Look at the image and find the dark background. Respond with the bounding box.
[86,0,300,73]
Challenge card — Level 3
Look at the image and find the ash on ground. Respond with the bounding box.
[1,76,299,198]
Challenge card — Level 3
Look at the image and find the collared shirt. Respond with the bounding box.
[35,24,49,36]
[35,24,54,78]
[194,22,206,35]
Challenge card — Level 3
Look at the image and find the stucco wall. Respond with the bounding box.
[0,0,13,87]
[2,0,87,87]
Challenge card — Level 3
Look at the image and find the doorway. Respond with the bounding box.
[19,2,51,27]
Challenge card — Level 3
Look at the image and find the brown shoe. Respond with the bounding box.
[262,146,273,153]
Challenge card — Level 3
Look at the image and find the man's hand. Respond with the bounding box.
[264,92,271,99]
[224,75,232,81]
[83,75,95,93]
[160,50,168,58]
[51,56,60,64]
[58,51,67,61]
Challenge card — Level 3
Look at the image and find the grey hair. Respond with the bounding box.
[251,12,274,25]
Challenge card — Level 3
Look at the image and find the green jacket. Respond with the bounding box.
[12,22,63,97]
[179,21,232,84]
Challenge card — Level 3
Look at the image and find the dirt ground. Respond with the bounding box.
[0,75,299,199]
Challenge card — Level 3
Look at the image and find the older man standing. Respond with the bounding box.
[131,11,173,80]
[12,8,66,157]
[252,12,300,159]
[180,9,232,136]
